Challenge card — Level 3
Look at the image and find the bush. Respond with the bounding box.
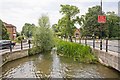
[56,39,97,63]
[14,36,24,43]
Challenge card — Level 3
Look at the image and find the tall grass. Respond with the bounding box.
[56,39,97,63]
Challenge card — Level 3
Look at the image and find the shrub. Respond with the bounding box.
[14,36,24,43]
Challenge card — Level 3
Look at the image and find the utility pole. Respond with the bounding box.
[100,0,103,50]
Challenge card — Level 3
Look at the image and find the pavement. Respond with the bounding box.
[0,42,32,55]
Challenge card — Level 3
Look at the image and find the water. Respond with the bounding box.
[2,50,120,78]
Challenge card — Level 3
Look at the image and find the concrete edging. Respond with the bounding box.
[92,48,120,72]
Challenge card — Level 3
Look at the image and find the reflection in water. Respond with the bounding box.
[2,50,120,78]
[33,52,52,78]
[50,49,63,78]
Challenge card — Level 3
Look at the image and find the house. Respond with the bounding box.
[3,22,17,40]
[74,29,80,39]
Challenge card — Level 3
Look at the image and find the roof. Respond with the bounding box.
[75,29,80,32]
[3,22,16,28]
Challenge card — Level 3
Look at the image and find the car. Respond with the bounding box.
[0,40,16,49]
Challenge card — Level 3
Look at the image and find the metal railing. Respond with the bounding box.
[0,40,31,54]
[72,38,120,53]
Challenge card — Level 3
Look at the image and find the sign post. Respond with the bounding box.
[98,0,106,50]
[98,15,106,50]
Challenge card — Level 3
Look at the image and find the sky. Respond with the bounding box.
[0,0,120,32]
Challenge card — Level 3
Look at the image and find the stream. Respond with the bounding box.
[2,50,120,78]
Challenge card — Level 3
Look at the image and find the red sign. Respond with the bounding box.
[98,15,106,23]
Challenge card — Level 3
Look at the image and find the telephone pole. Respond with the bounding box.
[100,0,102,50]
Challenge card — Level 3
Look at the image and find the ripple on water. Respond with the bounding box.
[2,52,120,78]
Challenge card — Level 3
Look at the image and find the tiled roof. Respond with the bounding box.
[3,22,16,28]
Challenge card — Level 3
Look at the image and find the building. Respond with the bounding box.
[74,29,80,39]
[3,22,17,40]
[118,1,120,16]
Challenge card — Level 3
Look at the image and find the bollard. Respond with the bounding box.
[79,37,81,44]
[106,37,108,52]
[28,40,31,49]
[85,37,87,46]
[75,37,76,43]
[93,37,95,48]
[21,40,23,50]
[10,41,12,52]
[100,39,102,50]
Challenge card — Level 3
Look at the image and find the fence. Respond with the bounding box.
[73,37,120,53]
[0,40,31,54]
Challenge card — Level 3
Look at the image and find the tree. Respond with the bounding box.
[0,19,9,40]
[16,32,20,37]
[52,24,58,33]
[33,15,54,52]
[82,6,107,38]
[21,23,36,38]
[59,4,80,42]
[52,24,61,36]
[106,12,120,39]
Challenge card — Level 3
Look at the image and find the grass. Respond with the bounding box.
[56,38,97,63]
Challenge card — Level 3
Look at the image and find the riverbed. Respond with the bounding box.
[2,50,120,78]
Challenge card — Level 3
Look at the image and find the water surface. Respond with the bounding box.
[2,51,120,78]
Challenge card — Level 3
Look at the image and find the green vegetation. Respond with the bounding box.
[0,19,9,40]
[52,5,80,42]
[14,36,24,43]
[80,6,120,39]
[56,39,97,63]
[52,5,120,40]
[29,15,55,55]
[21,23,36,38]
[106,12,120,39]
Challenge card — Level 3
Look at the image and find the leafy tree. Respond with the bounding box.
[52,24,59,33]
[52,24,61,36]
[21,23,36,38]
[33,15,54,52]
[59,4,80,42]
[81,6,107,38]
[16,32,20,37]
[106,12,120,39]
[0,19,9,40]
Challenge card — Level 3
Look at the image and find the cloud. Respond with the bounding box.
[0,0,119,32]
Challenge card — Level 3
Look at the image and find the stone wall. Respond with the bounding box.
[0,49,29,78]
[92,48,120,72]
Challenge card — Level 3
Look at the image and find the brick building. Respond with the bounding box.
[3,22,17,40]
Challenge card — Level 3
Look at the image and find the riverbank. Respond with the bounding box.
[0,48,29,78]
[92,47,120,72]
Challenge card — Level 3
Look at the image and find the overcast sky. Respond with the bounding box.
[0,0,119,32]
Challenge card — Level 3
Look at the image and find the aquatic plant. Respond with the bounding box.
[56,39,97,63]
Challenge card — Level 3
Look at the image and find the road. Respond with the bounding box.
[0,42,32,55]
[74,39,120,53]
[0,39,120,54]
